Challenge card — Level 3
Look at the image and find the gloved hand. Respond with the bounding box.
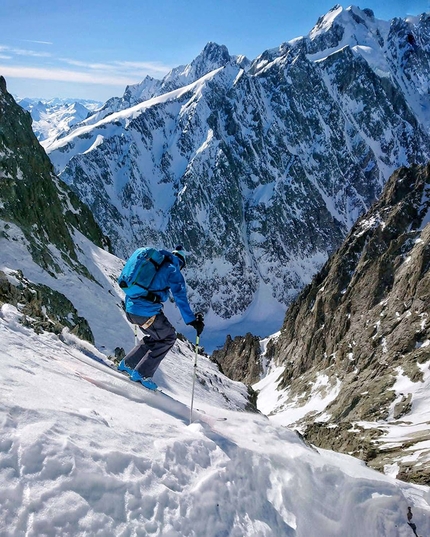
[188,312,204,336]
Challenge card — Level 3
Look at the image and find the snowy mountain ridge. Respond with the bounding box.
[63,42,250,137]
[38,6,430,349]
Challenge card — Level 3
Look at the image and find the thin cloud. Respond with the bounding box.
[20,39,54,45]
[0,64,146,86]
[0,45,173,89]
[0,44,51,58]
[0,45,171,76]
[113,60,172,75]
[61,58,172,76]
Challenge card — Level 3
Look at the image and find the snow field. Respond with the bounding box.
[1,304,430,537]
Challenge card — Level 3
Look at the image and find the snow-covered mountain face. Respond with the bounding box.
[43,7,430,347]
[2,76,430,536]
[17,97,102,142]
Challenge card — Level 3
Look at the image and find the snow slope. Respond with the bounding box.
[1,304,430,537]
[1,211,430,535]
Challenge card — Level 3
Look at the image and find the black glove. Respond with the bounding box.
[188,312,204,336]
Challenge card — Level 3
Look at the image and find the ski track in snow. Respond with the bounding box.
[1,305,430,537]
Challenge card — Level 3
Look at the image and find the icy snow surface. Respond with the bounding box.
[2,305,430,537]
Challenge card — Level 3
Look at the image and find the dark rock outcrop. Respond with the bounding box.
[276,163,429,396]
[0,269,94,342]
[212,332,262,384]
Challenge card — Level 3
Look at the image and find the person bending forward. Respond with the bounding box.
[118,246,204,390]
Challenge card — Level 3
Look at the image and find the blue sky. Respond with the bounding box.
[1,0,429,102]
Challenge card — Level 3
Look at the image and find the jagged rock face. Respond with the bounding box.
[0,77,107,273]
[276,163,429,386]
[212,333,262,385]
[45,8,430,331]
[0,77,111,342]
[0,269,94,342]
[270,162,430,483]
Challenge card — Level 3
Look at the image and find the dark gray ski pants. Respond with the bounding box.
[124,312,177,378]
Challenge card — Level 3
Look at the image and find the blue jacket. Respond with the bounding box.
[124,250,195,324]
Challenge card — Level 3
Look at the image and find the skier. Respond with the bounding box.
[118,245,204,390]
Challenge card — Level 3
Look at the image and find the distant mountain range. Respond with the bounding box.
[22,5,430,349]
[17,97,102,141]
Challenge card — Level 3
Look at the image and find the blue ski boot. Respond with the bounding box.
[130,370,158,391]
[118,359,133,376]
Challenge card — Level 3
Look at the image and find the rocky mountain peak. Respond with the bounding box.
[308,4,387,56]
[0,75,6,93]
[310,4,375,35]
[161,42,242,91]
[69,43,244,132]
[197,42,231,67]
[123,75,162,105]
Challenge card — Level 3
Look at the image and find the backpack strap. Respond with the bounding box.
[141,290,162,303]
[149,257,163,270]
[137,256,171,302]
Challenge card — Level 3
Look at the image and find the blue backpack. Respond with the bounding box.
[118,247,166,299]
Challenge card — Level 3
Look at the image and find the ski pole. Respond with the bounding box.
[134,324,138,346]
[189,334,200,425]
